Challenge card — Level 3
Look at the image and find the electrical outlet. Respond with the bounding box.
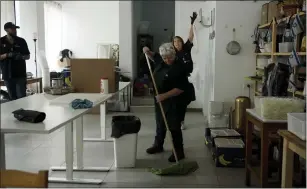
[243,82,253,90]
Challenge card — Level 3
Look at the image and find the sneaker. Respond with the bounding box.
[168,151,185,162]
[146,145,164,154]
[181,122,186,130]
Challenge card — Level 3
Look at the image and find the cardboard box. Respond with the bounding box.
[70,58,116,114]
[261,3,269,25]
[268,0,282,22]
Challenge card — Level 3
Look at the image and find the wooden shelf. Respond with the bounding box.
[255,52,271,56]
[256,52,306,56]
[288,89,305,97]
[249,8,306,101]
[259,12,306,29]
[245,76,263,81]
[274,52,306,56]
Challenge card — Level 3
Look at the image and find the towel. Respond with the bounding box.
[71,99,93,109]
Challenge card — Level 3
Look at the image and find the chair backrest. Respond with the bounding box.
[0,170,48,188]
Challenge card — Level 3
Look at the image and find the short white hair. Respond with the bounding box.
[159,43,176,58]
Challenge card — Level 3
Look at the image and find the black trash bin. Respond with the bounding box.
[111,115,141,138]
[111,115,141,168]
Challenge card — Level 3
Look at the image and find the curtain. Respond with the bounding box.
[1,1,15,36]
[44,1,62,71]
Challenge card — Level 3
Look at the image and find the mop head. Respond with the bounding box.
[149,161,199,176]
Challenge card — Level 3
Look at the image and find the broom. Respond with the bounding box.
[144,53,199,176]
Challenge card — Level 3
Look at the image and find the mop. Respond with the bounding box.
[144,53,199,176]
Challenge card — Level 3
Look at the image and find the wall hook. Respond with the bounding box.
[199,8,214,27]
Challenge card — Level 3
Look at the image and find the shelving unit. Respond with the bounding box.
[249,11,306,98]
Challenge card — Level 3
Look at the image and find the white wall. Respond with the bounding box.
[119,1,133,78]
[175,1,265,113]
[62,1,119,58]
[214,1,265,106]
[175,1,215,110]
[16,1,45,77]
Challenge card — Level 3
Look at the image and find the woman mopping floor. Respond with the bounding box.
[144,43,199,175]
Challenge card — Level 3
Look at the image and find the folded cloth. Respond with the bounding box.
[71,99,93,109]
[12,109,46,123]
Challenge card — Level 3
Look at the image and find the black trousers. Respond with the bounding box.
[4,77,27,100]
[154,102,183,150]
[178,103,188,122]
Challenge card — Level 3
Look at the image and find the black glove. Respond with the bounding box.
[14,53,24,60]
[190,12,198,24]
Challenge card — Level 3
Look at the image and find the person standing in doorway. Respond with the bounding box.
[0,22,30,100]
[172,12,197,130]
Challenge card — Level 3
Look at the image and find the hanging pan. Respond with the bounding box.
[226,28,241,55]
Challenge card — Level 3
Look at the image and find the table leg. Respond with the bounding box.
[49,122,103,184]
[260,127,269,188]
[281,139,294,188]
[245,119,252,186]
[0,133,6,170]
[130,84,133,104]
[76,117,84,169]
[83,103,112,142]
[39,78,43,93]
[51,117,110,173]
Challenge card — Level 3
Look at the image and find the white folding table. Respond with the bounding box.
[0,93,112,184]
[48,93,114,174]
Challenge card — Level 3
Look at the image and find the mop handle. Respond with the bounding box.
[144,53,179,164]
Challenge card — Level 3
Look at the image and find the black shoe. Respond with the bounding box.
[168,151,185,162]
[146,145,164,154]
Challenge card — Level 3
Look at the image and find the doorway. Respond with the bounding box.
[132,0,175,97]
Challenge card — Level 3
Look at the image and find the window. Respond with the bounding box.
[14,1,20,28]
[1,1,15,36]
[44,1,62,71]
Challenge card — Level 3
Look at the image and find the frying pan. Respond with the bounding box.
[226,28,241,55]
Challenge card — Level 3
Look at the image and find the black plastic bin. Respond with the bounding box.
[111,115,141,138]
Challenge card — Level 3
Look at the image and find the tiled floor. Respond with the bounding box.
[5,110,257,188]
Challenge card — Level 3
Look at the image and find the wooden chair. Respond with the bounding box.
[0,170,48,188]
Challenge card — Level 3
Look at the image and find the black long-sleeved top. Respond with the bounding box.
[152,58,189,112]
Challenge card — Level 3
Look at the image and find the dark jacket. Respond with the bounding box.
[175,39,194,75]
[0,36,30,80]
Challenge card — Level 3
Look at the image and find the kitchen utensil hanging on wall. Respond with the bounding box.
[226,28,241,55]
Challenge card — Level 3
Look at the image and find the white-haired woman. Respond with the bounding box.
[143,43,189,162]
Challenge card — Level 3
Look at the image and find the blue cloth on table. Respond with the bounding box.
[71,99,93,109]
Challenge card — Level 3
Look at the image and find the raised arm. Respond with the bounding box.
[188,12,197,42]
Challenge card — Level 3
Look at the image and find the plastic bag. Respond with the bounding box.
[111,116,141,138]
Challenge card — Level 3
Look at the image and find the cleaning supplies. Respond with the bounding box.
[150,161,199,176]
[100,78,109,94]
[144,53,199,176]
